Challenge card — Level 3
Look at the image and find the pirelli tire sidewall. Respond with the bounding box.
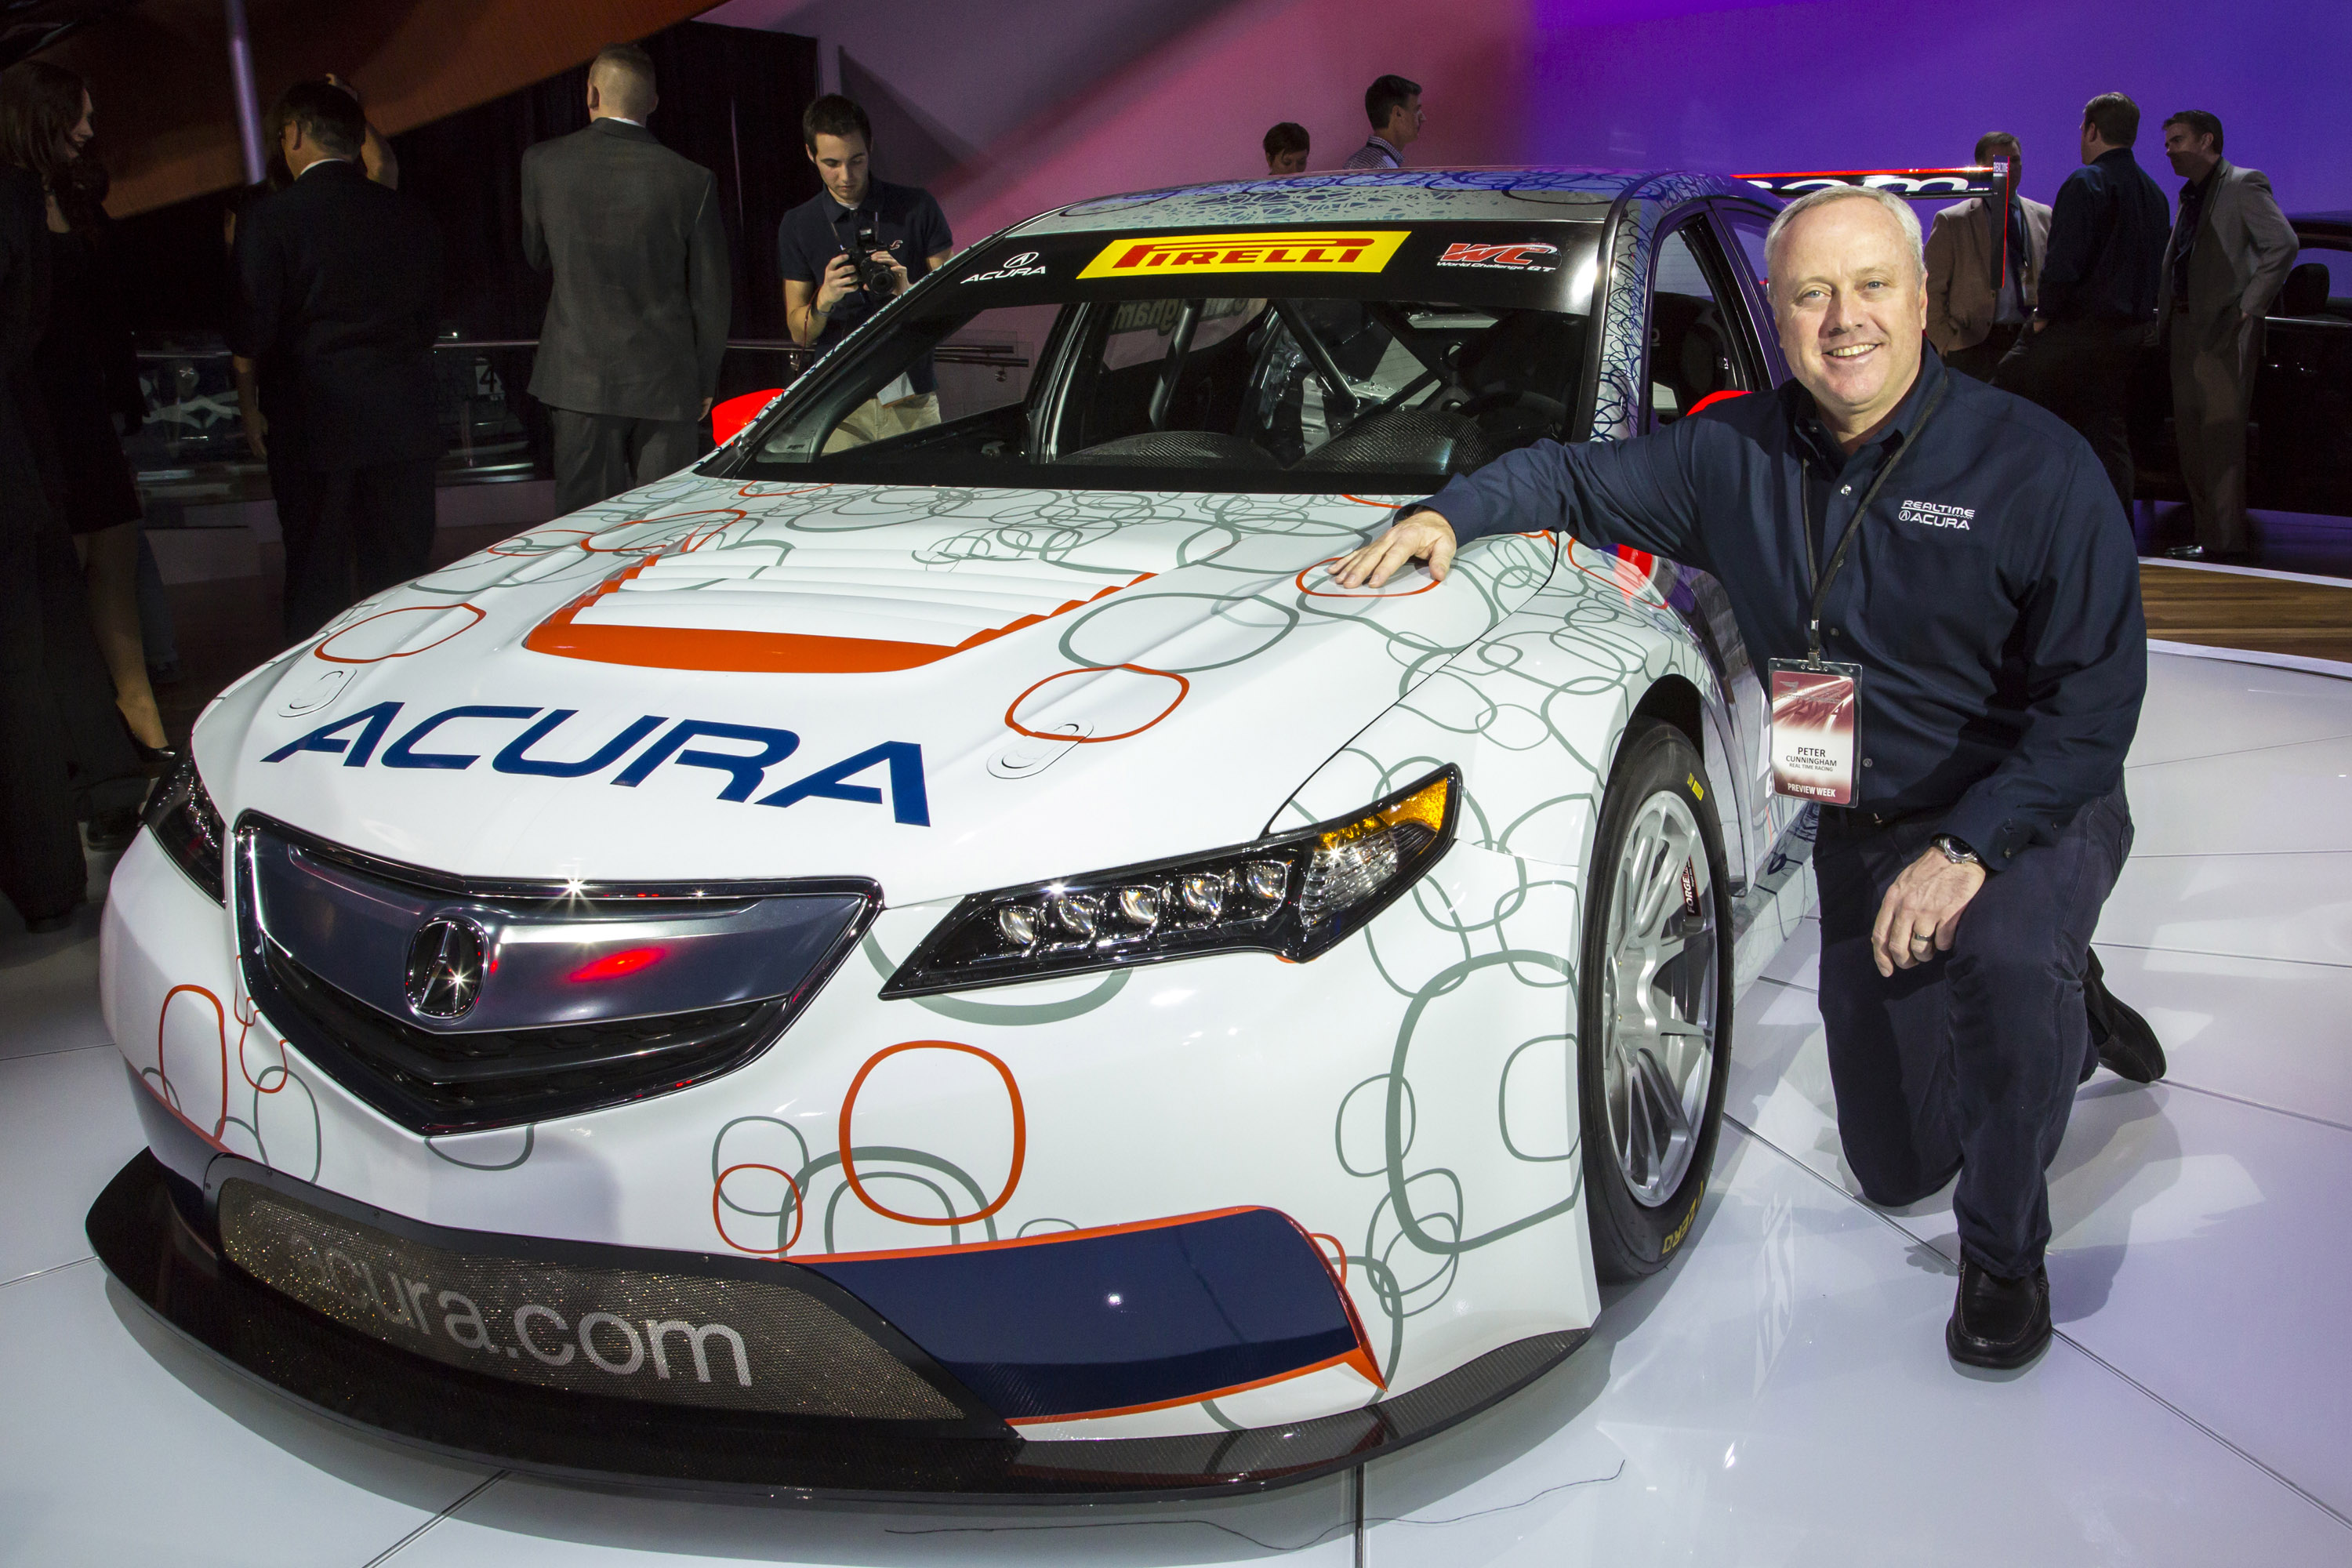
[1577,717,1735,1283]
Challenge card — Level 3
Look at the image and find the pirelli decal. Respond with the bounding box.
[1078,230,1410,278]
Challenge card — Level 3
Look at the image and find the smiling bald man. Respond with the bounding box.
[1333,184,2161,1371]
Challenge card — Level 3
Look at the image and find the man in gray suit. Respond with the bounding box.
[522,44,731,514]
[2157,110,2297,561]
[1925,133,2052,382]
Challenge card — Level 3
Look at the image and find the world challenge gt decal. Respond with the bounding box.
[1436,241,1559,271]
[263,702,931,826]
[1077,230,1410,278]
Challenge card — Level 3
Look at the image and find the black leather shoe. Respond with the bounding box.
[2085,949,2166,1083]
[1947,1260,2052,1369]
[24,910,75,935]
[2164,543,2207,560]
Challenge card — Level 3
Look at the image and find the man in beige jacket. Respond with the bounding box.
[2157,110,2298,561]
[1925,133,2052,381]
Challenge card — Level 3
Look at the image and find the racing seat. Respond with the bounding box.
[1058,430,1279,467]
[1650,293,1732,423]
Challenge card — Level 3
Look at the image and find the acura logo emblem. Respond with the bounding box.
[405,917,487,1020]
[1003,250,1039,267]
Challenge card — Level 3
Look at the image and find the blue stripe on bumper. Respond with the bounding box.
[804,1207,1368,1421]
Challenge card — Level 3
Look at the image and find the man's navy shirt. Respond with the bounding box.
[2037,147,2169,324]
[777,179,951,393]
[1423,350,2147,867]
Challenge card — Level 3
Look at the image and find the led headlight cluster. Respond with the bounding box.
[882,766,1457,997]
[145,754,227,903]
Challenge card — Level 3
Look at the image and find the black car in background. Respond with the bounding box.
[2132,212,2352,519]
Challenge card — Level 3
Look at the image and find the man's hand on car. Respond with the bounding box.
[1330,510,1458,588]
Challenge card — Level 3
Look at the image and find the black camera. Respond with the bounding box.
[851,222,898,296]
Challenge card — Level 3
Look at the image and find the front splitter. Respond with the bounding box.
[88,1151,1587,1502]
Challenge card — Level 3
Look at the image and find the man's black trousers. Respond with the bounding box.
[548,408,703,516]
[0,509,144,921]
[1813,786,2131,1279]
[273,459,437,645]
[1993,318,2143,510]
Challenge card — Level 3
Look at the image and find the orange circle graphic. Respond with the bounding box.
[1296,558,1441,599]
[1004,664,1189,744]
[713,1162,805,1255]
[838,1042,1026,1227]
[313,603,485,664]
[485,528,592,557]
[578,509,747,553]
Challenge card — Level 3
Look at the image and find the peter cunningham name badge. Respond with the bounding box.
[1768,659,1860,804]
[1769,376,1951,811]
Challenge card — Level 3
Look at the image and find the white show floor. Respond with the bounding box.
[5,646,2350,1565]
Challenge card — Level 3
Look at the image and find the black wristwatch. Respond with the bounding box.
[1931,833,1980,866]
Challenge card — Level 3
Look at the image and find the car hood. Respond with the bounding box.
[204,481,1557,906]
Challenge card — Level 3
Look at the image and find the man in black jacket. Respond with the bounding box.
[522,45,731,514]
[231,78,443,644]
[1334,185,2164,1372]
[1994,92,2169,509]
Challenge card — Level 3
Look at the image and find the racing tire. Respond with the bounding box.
[1577,717,1735,1283]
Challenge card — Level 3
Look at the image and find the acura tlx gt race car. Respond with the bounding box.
[89,165,1994,1499]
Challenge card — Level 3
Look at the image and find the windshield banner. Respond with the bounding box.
[1077,230,1411,279]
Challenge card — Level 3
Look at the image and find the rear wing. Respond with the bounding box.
[1737,164,2010,200]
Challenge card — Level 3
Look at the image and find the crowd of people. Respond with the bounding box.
[0,49,2307,934]
[1925,93,2298,560]
[1257,73,1425,176]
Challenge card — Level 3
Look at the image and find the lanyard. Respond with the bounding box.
[1799,377,1949,663]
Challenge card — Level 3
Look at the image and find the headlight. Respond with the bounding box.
[145,755,227,903]
[882,766,1457,997]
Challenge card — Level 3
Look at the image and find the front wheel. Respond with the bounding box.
[1578,718,1735,1282]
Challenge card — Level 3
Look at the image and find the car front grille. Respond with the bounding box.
[259,942,792,1134]
[234,816,877,1135]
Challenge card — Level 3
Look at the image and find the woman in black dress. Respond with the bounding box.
[0,61,165,754]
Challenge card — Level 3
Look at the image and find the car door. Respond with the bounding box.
[1640,215,1762,432]
[1708,201,1791,387]
[1639,209,1783,891]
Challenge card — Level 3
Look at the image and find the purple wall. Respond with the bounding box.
[1525,0,2352,215]
[706,0,2352,239]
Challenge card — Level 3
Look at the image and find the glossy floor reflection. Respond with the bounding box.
[5,648,2348,1564]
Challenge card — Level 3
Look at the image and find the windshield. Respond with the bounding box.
[735,221,1602,492]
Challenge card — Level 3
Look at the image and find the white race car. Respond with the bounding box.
[93,167,1825,1498]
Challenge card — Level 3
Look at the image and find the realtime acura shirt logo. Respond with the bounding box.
[405,917,486,1020]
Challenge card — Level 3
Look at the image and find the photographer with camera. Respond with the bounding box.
[779,94,952,448]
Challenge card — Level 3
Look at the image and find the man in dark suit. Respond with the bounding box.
[1925,133,2052,382]
[0,152,143,925]
[2157,111,2298,561]
[230,78,443,644]
[1994,92,2169,509]
[522,44,730,514]
[0,156,87,927]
